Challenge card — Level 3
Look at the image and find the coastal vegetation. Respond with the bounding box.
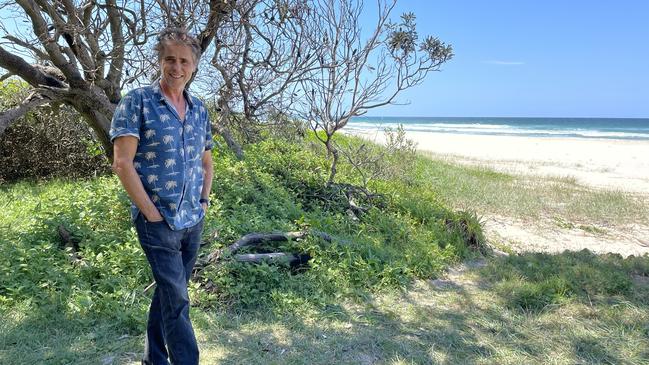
[0,130,472,363]
[0,0,452,173]
[417,151,648,227]
[2,126,649,363]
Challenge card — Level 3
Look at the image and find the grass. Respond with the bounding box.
[417,153,649,227]
[553,216,608,234]
[1,134,648,364]
[0,135,477,364]
[5,251,646,364]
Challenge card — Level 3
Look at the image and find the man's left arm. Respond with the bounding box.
[200,150,214,212]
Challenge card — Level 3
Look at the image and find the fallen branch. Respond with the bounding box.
[229,230,331,252]
[204,230,331,264]
[143,230,333,292]
[234,253,312,267]
[147,252,312,294]
[304,182,385,221]
[0,95,52,136]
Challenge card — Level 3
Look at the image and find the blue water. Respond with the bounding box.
[347,117,649,141]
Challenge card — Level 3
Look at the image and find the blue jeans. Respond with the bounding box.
[134,214,203,365]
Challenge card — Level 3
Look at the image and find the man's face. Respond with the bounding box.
[159,41,196,90]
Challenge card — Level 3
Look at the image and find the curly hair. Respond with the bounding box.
[154,27,201,63]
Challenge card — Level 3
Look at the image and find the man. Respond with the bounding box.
[110,27,213,365]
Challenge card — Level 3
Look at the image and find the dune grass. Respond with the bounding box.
[416,153,649,227]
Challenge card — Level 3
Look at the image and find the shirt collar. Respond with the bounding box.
[152,80,195,109]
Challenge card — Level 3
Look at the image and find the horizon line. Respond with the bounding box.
[356,115,649,120]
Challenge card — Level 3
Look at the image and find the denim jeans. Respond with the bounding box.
[134,213,203,365]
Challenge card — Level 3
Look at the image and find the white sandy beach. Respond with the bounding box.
[351,130,649,195]
[348,129,649,256]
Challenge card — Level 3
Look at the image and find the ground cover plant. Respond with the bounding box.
[0,134,479,364]
[196,249,648,364]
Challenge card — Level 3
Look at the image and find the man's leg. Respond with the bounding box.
[135,216,199,365]
[142,287,168,365]
[181,218,203,283]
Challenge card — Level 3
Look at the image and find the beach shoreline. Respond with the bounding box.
[348,129,649,195]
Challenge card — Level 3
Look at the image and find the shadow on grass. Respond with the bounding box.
[194,249,649,365]
[480,249,649,311]
[194,299,492,364]
[0,300,143,365]
[3,174,647,364]
[3,247,649,364]
[193,281,537,364]
[476,249,649,364]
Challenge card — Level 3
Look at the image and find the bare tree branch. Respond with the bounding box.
[295,0,452,184]
[17,0,85,86]
[0,95,53,135]
[104,0,125,100]
[0,45,66,88]
[2,35,49,60]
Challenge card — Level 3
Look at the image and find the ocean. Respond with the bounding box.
[347,117,649,141]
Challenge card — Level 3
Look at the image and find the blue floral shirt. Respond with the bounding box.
[110,82,214,230]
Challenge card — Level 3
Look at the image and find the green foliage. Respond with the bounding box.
[443,210,487,255]
[2,132,647,364]
[0,134,480,331]
[189,136,475,311]
[482,249,649,312]
[0,81,110,182]
[387,12,453,62]
[0,177,148,332]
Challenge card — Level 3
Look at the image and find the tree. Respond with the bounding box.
[199,0,318,158]
[0,0,452,171]
[294,0,453,184]
[0,0,324,161]
[0,0,228,161]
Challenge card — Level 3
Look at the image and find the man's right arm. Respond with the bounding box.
[112,136,163,222]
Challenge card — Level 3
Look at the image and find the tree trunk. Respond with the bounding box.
[68,87,116,162]
[79,109,114,161]
[326,140,339,186]
[215,124,244,160]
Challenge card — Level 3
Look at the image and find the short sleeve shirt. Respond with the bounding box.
[109,82,214,230]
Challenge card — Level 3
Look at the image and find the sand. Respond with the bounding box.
[351,130,649,194]
[347,129,649,256]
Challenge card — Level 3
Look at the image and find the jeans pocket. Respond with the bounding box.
[146,219,166,226]
[141,213,166,225]
[137,216,178,253]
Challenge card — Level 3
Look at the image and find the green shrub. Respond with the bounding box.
[0,178,148,329]
[191,137,473,310]
[1,135,479,319]
[0,80,110,182]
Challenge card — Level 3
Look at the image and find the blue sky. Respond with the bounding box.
[363,0,649,118]
[2,1,647,118]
